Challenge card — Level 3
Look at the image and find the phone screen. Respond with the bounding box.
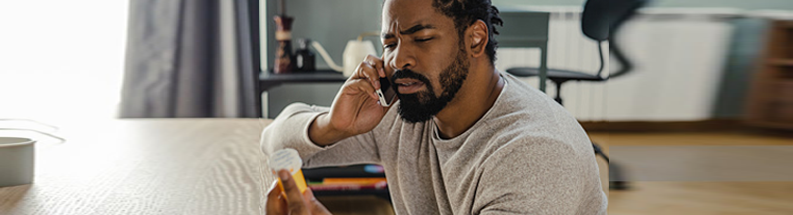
[377,77,397,107]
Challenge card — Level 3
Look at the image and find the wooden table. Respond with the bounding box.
[0,119,275,215]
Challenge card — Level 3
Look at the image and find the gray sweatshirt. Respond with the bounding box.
[261,73,608,215]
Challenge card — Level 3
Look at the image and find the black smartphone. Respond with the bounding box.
[376,77,397,107]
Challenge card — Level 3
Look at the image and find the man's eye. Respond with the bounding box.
[384,43,396,49]
[415,37,433,42]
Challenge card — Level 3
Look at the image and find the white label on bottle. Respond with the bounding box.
[269,148,302,175]
[296,55,303,68]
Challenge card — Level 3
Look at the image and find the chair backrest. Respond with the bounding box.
[581,0,650,78]
[582,0,649,41]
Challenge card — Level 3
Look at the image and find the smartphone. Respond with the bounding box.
[376,77,397,107]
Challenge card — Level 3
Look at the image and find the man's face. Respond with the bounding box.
[381,0,470,123]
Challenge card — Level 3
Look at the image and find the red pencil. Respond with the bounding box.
[308,181,388,191]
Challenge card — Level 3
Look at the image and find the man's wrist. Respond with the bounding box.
[308,113,346,146]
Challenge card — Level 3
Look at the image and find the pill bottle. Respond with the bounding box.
[269,148,308,193]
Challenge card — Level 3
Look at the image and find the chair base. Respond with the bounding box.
[608,162,630,190]
[594,142,630,190]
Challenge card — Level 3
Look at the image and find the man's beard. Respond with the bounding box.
[392,49,469,123]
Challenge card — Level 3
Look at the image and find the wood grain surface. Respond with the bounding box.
[0,119,276,215]
[592,132,793,215]
[7,119,788,214]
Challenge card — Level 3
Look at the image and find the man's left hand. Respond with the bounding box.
[266,170,332,215]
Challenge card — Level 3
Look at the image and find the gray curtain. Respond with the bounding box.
[120,0,259,118]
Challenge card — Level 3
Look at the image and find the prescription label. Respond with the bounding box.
[269,148,307,193]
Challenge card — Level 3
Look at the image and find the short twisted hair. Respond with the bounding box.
[432,0,503,65]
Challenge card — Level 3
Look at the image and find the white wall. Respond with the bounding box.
[495,9,734,121]
[493,0,793,10]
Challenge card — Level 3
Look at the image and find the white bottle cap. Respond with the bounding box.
[269,148,302,175]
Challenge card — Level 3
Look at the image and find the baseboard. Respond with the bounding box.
[579,119,745,132]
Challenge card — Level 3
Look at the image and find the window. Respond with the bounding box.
[0,1,128,125]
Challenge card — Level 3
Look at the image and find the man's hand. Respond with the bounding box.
[309,55,393,145]
[266,170,332,215]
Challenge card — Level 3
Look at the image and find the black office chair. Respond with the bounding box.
[507,0,648,104]
[506,0,651,190]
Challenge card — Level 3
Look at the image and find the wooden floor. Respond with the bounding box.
[593,131,793,215]
[315,131,793,214]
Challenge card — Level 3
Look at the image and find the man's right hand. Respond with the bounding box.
[308,55,393,146]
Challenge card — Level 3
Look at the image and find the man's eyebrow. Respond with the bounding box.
[400,24,435,35]
[382,24,436,40]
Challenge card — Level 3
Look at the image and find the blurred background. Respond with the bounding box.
[0,0,127,124]
[1,0,792,214]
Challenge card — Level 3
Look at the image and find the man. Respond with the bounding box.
[262,0,608,214]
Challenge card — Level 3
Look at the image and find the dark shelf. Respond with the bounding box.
[258,69,348,92]
[768,59,793,66]
[313,189,391,201]
[746,121,793,130]
[746,20,793,131]
[260,69,347,82]
[303,164,386,180]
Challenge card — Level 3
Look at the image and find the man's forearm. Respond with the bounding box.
[263,103,382,174]
[308,113,349,146]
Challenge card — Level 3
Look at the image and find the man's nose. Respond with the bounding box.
[390,44,416,71]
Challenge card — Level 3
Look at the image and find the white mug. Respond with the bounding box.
[0,137,36,187]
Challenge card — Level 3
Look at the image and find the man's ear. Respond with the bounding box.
[466,20,489,58]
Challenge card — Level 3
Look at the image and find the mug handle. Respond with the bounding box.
[0,118,59,132]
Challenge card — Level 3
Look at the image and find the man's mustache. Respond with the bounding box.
[391,69,431,88]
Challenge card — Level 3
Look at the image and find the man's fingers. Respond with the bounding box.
[266,180,287,215]
[354,55,385,90]
[357,62,380,90]
[378,66,386,79]
[344,79,379,101]
[364,54,386,79]
[278,170,308,214]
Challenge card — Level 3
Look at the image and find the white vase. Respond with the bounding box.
[342,40,377,77]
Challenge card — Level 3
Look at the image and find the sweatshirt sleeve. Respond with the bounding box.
[260,102,382,168]
[473,137,607,215]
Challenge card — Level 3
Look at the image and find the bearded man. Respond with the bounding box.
[262,0,608,214]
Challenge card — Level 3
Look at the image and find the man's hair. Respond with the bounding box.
[432,0,503,65]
